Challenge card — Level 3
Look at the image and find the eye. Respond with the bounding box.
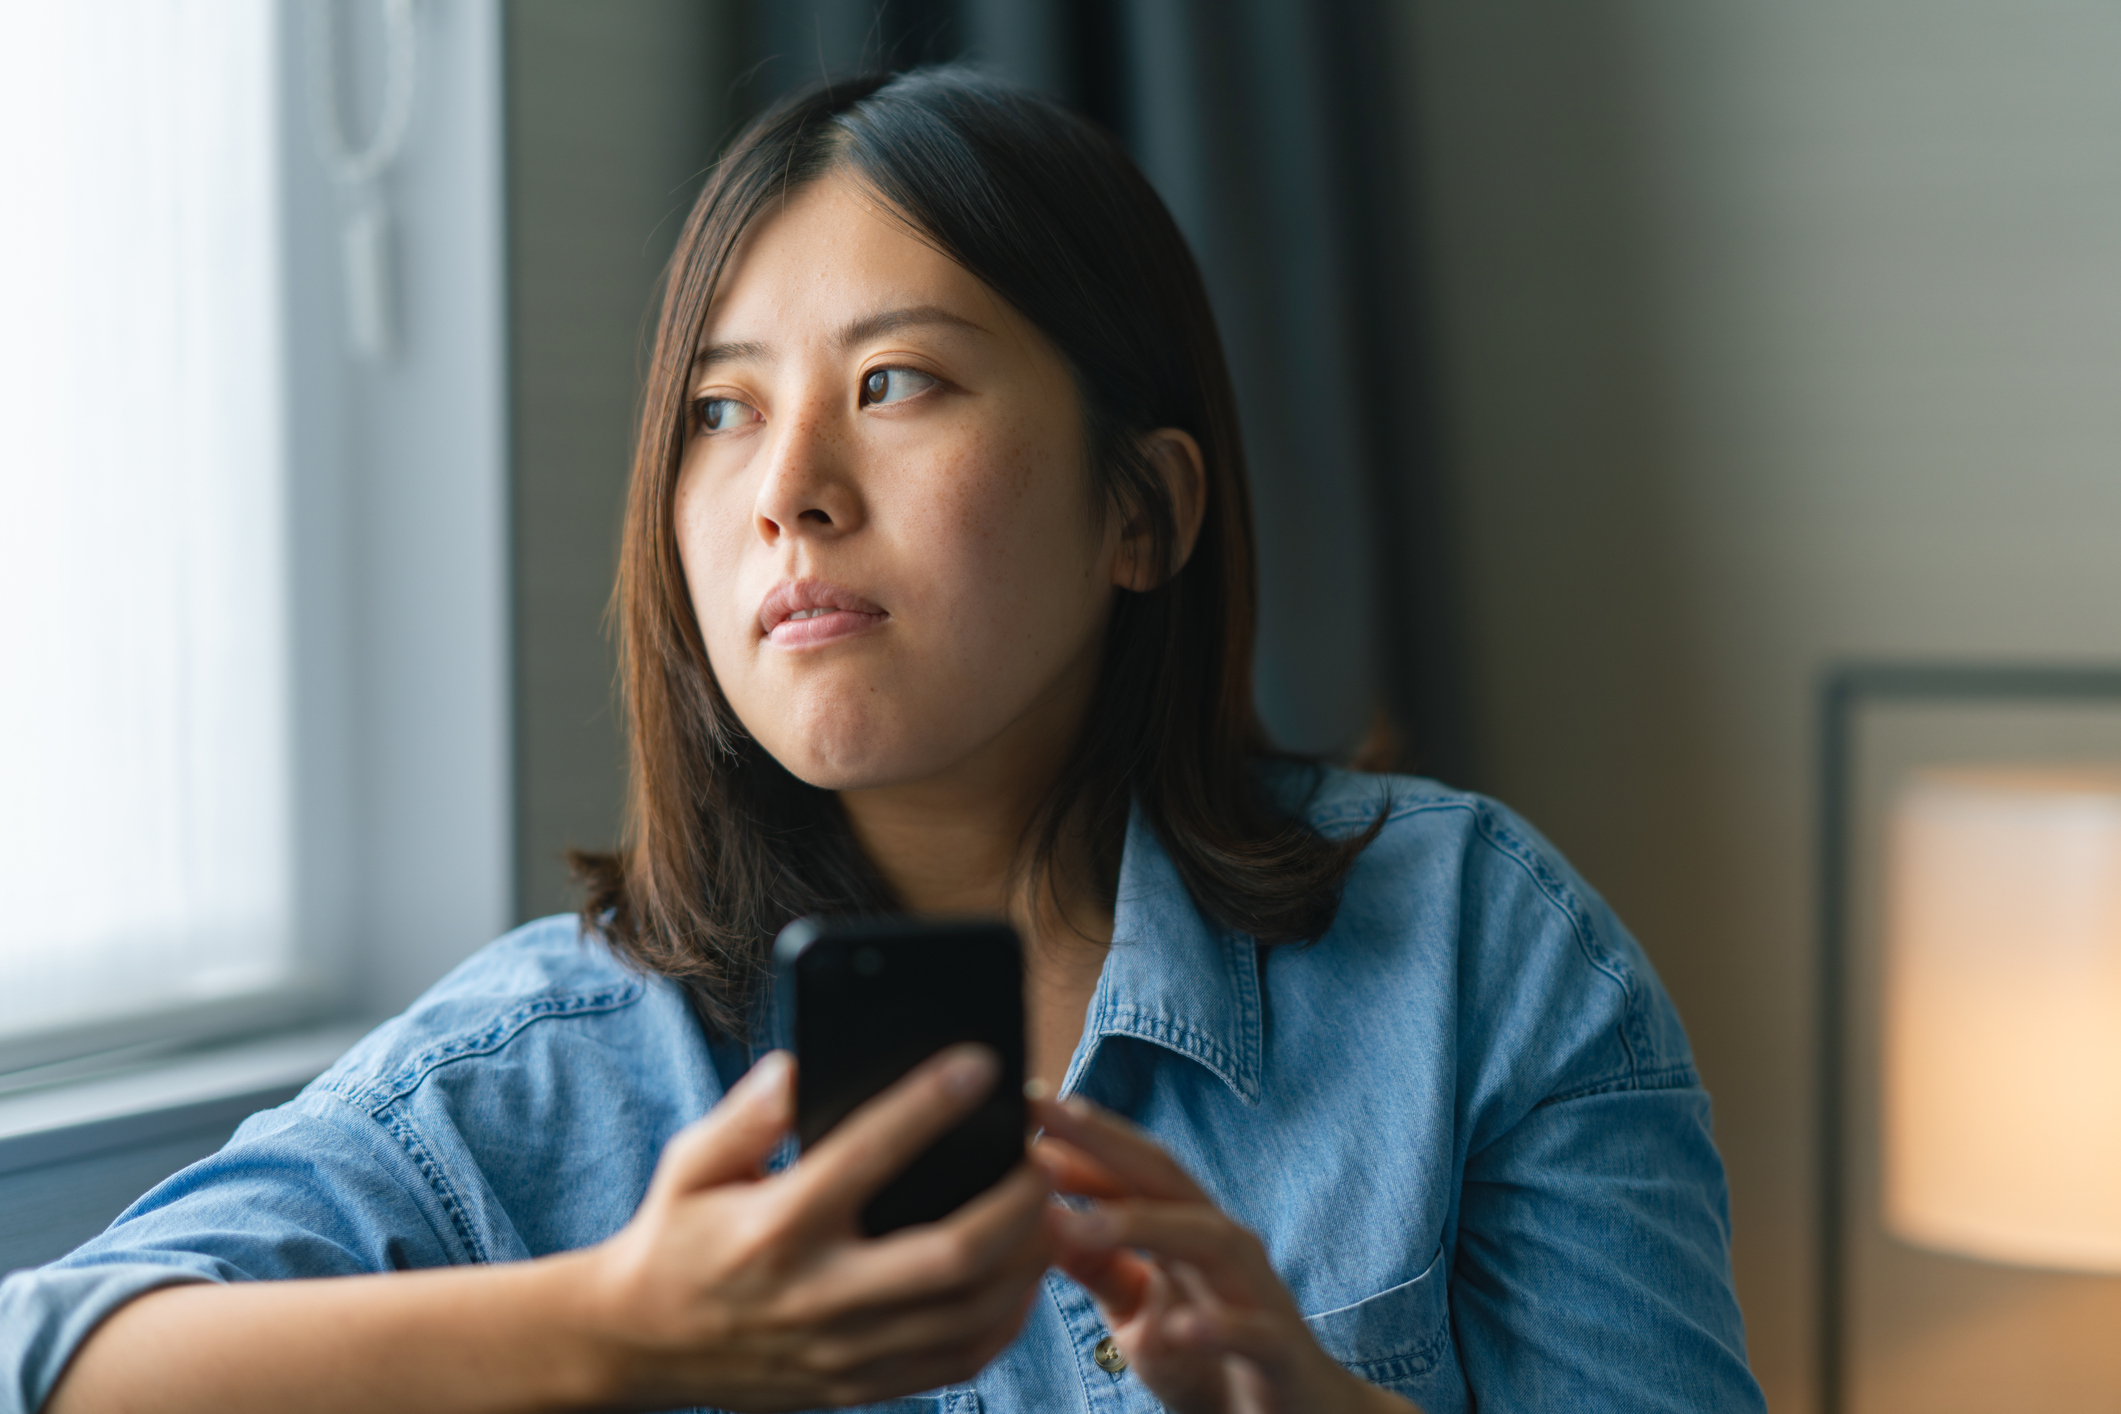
[859,367,937,408]
[693,396,756,433]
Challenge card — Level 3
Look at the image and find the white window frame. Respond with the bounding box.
[0,0,511,1080]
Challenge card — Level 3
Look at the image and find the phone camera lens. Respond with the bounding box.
[853,947,884,977]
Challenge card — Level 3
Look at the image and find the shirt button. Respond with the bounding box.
[1093,1335,1128,1374]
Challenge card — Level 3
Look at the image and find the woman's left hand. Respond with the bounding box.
[1031,1097,1424,1414]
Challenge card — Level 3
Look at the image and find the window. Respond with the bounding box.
[0,2,308,1062]
[0,0,512,1076]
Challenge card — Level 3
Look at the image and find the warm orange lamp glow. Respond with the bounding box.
[1882,767,2121,1272]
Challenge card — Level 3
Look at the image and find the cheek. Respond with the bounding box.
[673,461,756,671]
[905,423,1101,633]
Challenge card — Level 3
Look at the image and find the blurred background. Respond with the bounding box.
[6,2,2121,1409]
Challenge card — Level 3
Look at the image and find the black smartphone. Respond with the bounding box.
[773,915,1027,1236]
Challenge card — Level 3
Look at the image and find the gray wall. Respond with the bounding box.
[0,1088,303,1275]
[1,1127,240,1274]
[507,1,733,921]
[1404,3,2121,1407]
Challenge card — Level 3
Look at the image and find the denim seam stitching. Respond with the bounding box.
[1538,1061,1701,1108]
[1310,791,1674,1103]
[373,1101,490,1265]
[1097,1005,1250,1101]
[1043,1268,1113,1403]
[1224,931,1264,1103]
[1342,1312,1453,1382]
[1469,806,1649,1077]
[1308,1246,1453,1378]
[318,983,643,1113]
[1307,794,1641,1035]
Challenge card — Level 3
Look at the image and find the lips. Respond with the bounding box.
[757,579,887,646]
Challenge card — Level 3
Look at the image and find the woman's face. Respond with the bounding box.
[674,173,1122,793]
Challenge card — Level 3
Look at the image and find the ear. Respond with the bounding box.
[1112,428,1208,593]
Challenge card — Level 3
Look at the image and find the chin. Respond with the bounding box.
[758,705,913,792]
[773,749,878,792]
[736,679,966,792]
[765,719,967,794]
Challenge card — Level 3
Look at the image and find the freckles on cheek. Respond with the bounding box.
[925,475,1026,640]
[927,425,1059,581]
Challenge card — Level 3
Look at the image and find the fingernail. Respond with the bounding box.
[942,1045,998,1098]
[1023,1078,1051,1101]
[745,1051,792,1088]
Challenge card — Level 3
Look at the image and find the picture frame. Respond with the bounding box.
[1817,663,2121,1412]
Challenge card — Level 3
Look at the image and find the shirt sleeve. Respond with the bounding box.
[1449,1078,1766,1413]
[1439,804,1767,1411]
[0,1091,464,1414]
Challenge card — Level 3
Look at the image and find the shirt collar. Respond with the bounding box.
[1060,801,1265,1106]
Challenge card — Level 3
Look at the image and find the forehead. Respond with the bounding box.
[699,172,1006,345]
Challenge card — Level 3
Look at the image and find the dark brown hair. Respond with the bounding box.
[575,68,1383,1036]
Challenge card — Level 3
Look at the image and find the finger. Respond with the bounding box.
[651,1050,795,1195]
[813,1285,1041,1407]
[787,1045,1004,1218]
[1163,1300,1303,1372]
[1119,1261,1197,1368]
[1053,1200,1281,1307]
[1106,1265,1248,1411]
[1052,1243,1154,1320]
[808,1238,1048,1373]
[1031,1096,1209,1203]
[1028,1136,1133,1201]
[1168,1258,1219,1310]
[1164,1256,1298,1365]
[794,1162,1053,1315]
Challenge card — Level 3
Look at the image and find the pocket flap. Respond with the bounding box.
[851,1394,979,1414]
[686,1390,977,1414]
[1302,1244,1451,1384]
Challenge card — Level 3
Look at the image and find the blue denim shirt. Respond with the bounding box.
[1,771,1766,1412]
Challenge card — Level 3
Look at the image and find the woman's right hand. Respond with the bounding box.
[575,1044,1056,1412]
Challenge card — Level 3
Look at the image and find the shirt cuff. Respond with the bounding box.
[0,1258,219,1414]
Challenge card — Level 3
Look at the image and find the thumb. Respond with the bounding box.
[651,1050,795,1196]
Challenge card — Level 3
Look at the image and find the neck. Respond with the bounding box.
[836,724,1115,952]
[837,624,1113,939]
[836,653,1116,1091]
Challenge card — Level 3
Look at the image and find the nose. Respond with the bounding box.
[752,404,864,546]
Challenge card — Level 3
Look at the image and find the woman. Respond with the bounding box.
[2,70,1764,1414]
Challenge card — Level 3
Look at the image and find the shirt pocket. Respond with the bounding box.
[686,1394,978,1414]
[1302,1244,1452,1390]
[860,1396,979,1414]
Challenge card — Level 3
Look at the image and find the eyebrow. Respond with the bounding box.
[834,303,988,348]
[690,304,988,376]
[690,338,771,374]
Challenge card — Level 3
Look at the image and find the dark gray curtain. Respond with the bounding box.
[738,0,1474,785]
